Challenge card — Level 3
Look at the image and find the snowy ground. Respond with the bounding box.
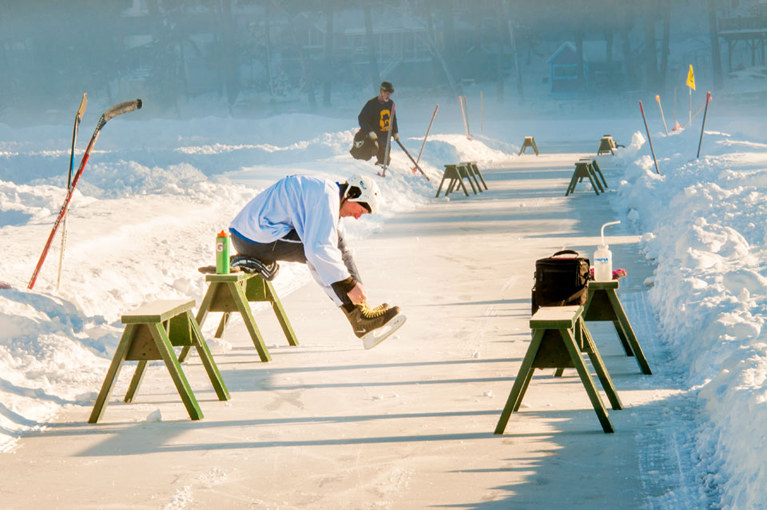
[0,94,766,507]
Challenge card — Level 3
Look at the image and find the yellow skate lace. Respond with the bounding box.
[360,303,389,319]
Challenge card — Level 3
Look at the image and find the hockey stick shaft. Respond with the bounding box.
[57,93,87,291]
[28,98,142,289]
[395,138,430,181]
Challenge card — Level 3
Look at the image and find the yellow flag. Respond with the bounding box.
[686,65,696,90]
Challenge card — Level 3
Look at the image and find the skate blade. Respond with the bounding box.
[361,314,407,350]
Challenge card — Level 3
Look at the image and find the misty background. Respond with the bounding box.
[0,0,765,123]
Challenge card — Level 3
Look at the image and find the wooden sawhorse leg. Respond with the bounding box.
[584,282,652,375]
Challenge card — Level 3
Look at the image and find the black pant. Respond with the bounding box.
[230,228,362,305]
[231,229,306,264]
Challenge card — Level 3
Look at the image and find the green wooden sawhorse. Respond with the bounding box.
[435,164,470,198]
[518,136,539,155]
[460,161,489,191]
[597,135,616,155]
[89,299,229,423]
[565,161,601,196]
[494,305,622,434]
[583,280,652,375]
[179,272,298,364]
[579,157,608,191]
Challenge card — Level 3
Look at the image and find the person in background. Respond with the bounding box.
[358,81,399,167]
[229,173,406,349]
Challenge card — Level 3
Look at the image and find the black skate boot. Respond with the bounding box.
[342,303,407,350]
[230,256,279,281]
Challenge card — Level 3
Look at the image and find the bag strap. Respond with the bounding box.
[564,286,588,303]
[552,249,579,258]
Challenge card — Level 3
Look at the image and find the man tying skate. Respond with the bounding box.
[229,174,405,349]
[357,81,398,167]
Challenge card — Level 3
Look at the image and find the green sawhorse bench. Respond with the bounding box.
[178,271,298,364]
[435,163,471,197]
[89,299,229,423]
[518,136,539,155]
[583,280,652,375]
[597,135,616,155]
[495,305,622,434]
[565,160,603,196]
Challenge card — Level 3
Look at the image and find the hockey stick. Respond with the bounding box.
[28,99,143,289]
[56,93,87,292]
[377,102,395,178]
[395,138,430,181]
[411,104,438,174]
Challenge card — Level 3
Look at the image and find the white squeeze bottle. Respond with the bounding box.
[593,221,621,281]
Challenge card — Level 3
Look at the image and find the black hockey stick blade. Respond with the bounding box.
[104,99,142,123]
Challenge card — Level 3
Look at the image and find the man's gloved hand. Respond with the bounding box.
[367,131,377,140]
[393,133,400,141]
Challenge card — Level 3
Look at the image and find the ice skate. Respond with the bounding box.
[230,255,279,280]
[342,303,407,350]
[197,256,279,281]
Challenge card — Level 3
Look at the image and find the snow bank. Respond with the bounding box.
[613,123,767,509]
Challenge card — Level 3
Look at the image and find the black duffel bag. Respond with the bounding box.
[349,129,378,161]
[531,249,591,314]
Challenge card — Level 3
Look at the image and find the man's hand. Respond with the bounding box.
[367,131,377,140]
[347,282,368,305]
[393,133,399,141]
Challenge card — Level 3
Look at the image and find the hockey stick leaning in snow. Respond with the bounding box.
[395,138,430,182]
[28,99,143,290]
[56,93,87,292]
[378,102,395,178]
[411,104,438,174]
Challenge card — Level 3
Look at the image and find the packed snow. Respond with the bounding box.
[0,92,766,507]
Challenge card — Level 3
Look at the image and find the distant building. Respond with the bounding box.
[547,42,580,95]
[547,41,625,96]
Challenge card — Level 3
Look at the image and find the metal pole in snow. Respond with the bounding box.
[639,100,660,175]
[655,95,668,135]
[697,91,712,159]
